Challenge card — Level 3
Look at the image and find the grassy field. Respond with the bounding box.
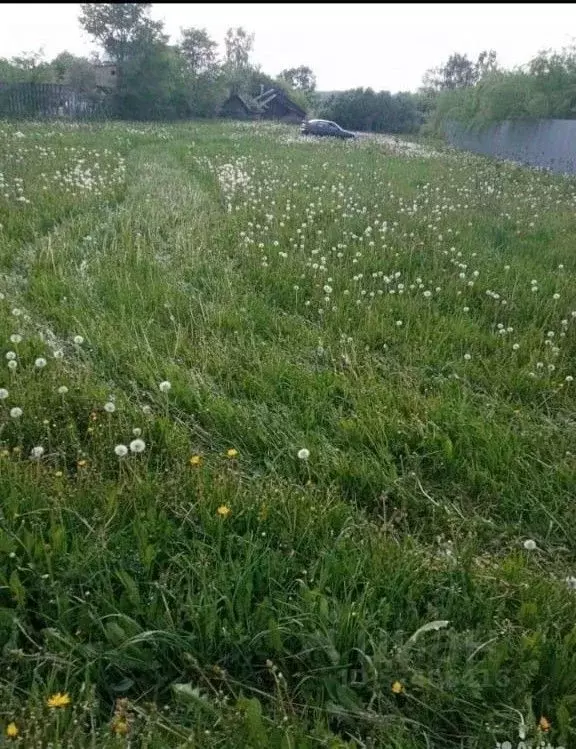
[1,119,576,749]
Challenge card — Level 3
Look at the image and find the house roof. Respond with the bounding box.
[255,87,306,116]
[222,87,306,118]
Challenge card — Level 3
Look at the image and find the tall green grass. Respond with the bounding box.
[0,120,575,747]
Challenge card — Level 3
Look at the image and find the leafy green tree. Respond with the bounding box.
[279,66,316,92]
[179,27,218,74]
[78,3,165,64]
[224,27,254,71]
[423,50,499,92]
[50,52,97,92]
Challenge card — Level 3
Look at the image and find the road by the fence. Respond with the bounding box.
[444,119,576,176]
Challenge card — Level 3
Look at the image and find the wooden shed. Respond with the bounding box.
[218,93,259,120]
[219,87,307,123]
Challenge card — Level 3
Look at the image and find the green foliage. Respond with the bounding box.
[428,45,576,132]
[318,87,421,133]
[179,27,219,74]
[423,50,499,93]
[279,65,317,92]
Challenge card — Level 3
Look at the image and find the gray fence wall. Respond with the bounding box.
[444,119,576,176]
[0,82,109,119]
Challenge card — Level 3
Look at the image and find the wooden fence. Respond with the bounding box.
[0,82,111,119]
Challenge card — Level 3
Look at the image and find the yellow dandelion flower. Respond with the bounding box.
[217,505,231,518]
[6,722,19,738]
[391,681,404,694]
[47,692,71,708]
[538,716,551,732]
[226,448,238,458]
[190,455,203,467]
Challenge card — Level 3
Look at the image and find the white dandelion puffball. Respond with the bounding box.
[30,446,45,460]
[53,349,64,359]
[0,388,8,399]
[104,402,116,413]
[132,427,142,437]
[297,448,310,461]
[35,357,47,369]
[10,334,22,344]
[10,407,23,418]
[7,360,17,370]
[57,385,69,395]
[464,353,472,361]
[5,351,16,361]
[129,438,146,454]
[523,539,537,551]
[114,444,128,457]
[73,335,84,345]
[159,381,172,393]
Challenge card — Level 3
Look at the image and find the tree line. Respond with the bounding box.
[0,2,428,132]
[4,4,572,132]
[0,3,316,121]
[420,46,576,132]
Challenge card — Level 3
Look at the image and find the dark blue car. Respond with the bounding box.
[300,119,356,139]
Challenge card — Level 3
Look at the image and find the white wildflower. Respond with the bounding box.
[0,388,8,399]
[129,438,146,454]
[114,444,128,457]
[297,448,310,460]
[73,335,84,345]
[10,407,22,418]
[9,334,22,344]
[159,381,172,393]
[5,351,16,361]
[523,539,537,551]
[30,446,45,460]
[57,385,68,394]
[34,357,47,369]
[104,402,116,413]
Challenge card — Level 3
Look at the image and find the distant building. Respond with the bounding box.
[219,87,306,123]
[93,62,118,90]
[218,93,259,120]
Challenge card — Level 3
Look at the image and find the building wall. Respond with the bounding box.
[93,64,118,90]
[444,119,576,176]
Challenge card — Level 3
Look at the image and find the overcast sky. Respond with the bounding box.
[1,3,575,92]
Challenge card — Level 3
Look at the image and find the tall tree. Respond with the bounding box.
[78,3,165,64]
[50,52,97,91]
[224,27,254,71]
[423,50,499,92]
[179,27,218,74]
[279,65,316,92]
